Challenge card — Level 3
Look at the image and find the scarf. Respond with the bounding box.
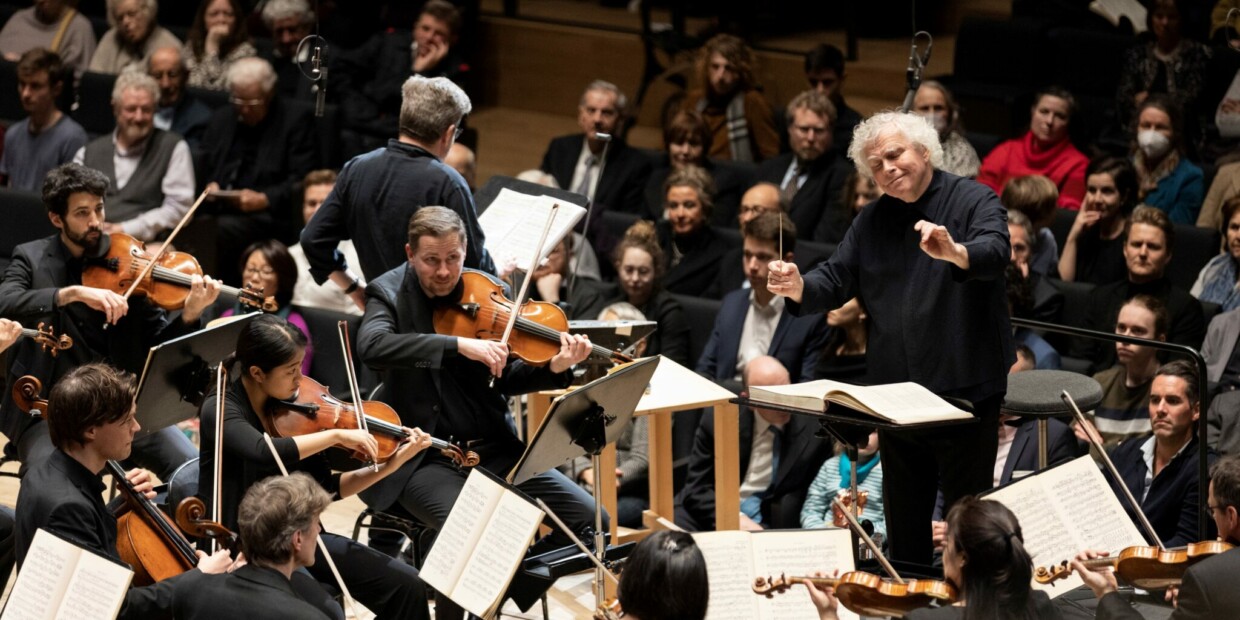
[1134,150,1182,200]
[837,451,880,490]
[698,92,753,162]
[1201,254,1240,312]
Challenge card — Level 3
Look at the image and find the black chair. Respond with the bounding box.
[1167,225,1221,293]
[794,240,836,272]
[0,187,55,274]
[72,70,117,136]
[599,210,640,245]
[1050,208,1077,255]
[1048,278,1097,375]
[668,293,721,468]
[941,16,1049,137]
[295,305,377,398]
[184,85,229,110]
[0,59,18,123]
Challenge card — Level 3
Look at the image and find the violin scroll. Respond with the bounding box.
[432,438,480,469]
[752,574,799,597]
[28,323,72,357]
[1033,561,1073,586]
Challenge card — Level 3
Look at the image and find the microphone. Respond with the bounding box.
[899,31,933,113]
[592,132,612,143]
[312,43,326,118]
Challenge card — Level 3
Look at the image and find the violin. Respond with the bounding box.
[82,232,276,312]
[433,271,632,366]
[753,572,958,618]
[17,323,72,357]
[265,375,480,468]
[1035,540,1234,590]
[11,375,236,585]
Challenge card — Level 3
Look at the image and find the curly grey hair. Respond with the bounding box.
[111,69,159,104]
[847,111,945,181]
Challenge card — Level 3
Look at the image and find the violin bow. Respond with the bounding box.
[337,320,377,472]
[1061,390,1166,550]
[212,362,226,553]
[261,433,365,620]
[831,496,904,584]
[118,188,213,302]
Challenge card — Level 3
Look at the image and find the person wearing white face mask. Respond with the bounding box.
[912,81,980,178]
[1133,95,1204,225]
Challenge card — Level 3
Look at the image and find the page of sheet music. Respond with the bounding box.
[478,188,586,271]
[750,529,859,620]
[419,470,503,598]
[2,529,80,620]
[694,531,760,620]
[53,551,131,620]
[453,492,544,617]
[843,383,969,422]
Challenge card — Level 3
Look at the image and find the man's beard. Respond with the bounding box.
[68,227,102,252]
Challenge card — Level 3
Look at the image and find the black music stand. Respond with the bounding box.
[133,315,255,436]
[567,319,657,383]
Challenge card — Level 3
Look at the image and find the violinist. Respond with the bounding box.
[12,363,233,619]
[1074,455,1240,619]
[199,313,433,620]
[806,497,1061,620]
[356,206,600,620]
[0,163,218,479]
[172,473,335,619]
[614,530,709,620]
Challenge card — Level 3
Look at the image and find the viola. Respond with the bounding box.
[265,375,479,468]
[82,232,275,312]
[18,323,72,357]
[433,271,632,366]
[1035,540,1234,590]
[753,572,958,618]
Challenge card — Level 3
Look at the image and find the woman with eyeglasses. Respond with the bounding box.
[220,239,314,375]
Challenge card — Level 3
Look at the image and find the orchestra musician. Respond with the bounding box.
[767,111,1013,565]
[0,318,34,581]
[171,473,336,619]
[199,313,434,620]
[0,163,220,478]
[12,363,232,619]
[356,206,600,620]
[614,529,709,620]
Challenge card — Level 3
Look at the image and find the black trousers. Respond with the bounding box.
[290,531,430,620]
[878,393,1002,566]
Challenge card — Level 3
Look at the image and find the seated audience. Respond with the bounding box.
[183,0,256,90]
[1001,175,1059,277]
[757,90,852,244]
[524,235,611,321]
[1075,454,1240,619]
[676,355,832,531]
[0,0,95,76]
[643,110,749,225]
[912,80,980,178]
[697,211,828,389]
[1,48,86,192]
[1008,262,1061,371]
[90,0,182,74]
[1200,159,1240,230]
[615,530,708,620]
[1207,380,1240,457]
[1115,0,1210,133]
[800,430,885,545]
[803,43,862,159]
[197,56,316,282]
[1203,306,1240,389]
[220,239,313,376]
[148,46,212,149]
[444,142,475,191]
[73,71,193,242]
[1059,156,1139,285]
[1071,206,1206,371]
[290,169,364,316]
[842,168,879,219]
[816,297,867,381]
[681,34,779,163]
[978,86,1088,209]
[1008,208,1064,325]
[606,220,690,366]
[1192,196,1240,312]
[1105,360,1216,548]
[656,165,729,298]
[1132,96,1203,225]
[1078,295,1168,448]
[257,0,320,103]
[712,181,784,296]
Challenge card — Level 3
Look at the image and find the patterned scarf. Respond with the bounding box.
[698,92,753,162]
[1134,150,1181,201]
[1201,255,1240,312]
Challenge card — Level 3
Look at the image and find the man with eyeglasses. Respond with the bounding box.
[708,182,785,297]
[258,0,321,104]
[196,56,316,284]
[147,46,211,149]
[757,90,853,244]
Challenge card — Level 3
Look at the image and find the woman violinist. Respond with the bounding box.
[199,314,433,620]
[806,497,1063,620]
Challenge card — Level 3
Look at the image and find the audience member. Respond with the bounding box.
[1059,156,1140,285]
[289,170,363,316]
[801,430,884,543]
[257,0,319,103]
[697,211,828,390]
[757,90,852,244]
[1007,208,1064,325]
[712,181,784,295]
[1072,206,1206,371]
[183,0,256,90]
[912,80,980,178]
[682,34,779,163]
[73,71,193,242]
[1007,262,1061,371]
[0,0,95,76]
[1001,175,1059,277]
[524,236,611,321]
[90,0,182,74]
[676,355,832,531]
[1206,354,1240,456]
[148,46,212,149]
[803,43,862,159]
[510,169,604,283]
[1115,0,1210,132]
[197,56,316,282]
[615,530,708,620]
[978,86,1088,209]
[540,80,650,221]
[1200,159,1240,230]
[444,142,475,191]
[0,48,86,192]
[1011,343,1036,373]
[643,110,748,224]
[1132,96,1203,224]
[1078,294,1168,448]
[1193,196,1240,312]
[816,297,868,381]
[606,220,690,366]
[1203,304,1240,389]
[656,165,728,298]
[218,239,314,374]
[842,168,879,219]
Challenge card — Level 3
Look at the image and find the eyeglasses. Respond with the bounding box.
[230,97,267,107]
[243,266,275,277]
[453,125,465,141]
[1205,504,1224,518]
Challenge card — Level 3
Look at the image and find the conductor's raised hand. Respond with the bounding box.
[550,332,591,373]
[458,338,509,377]
[766,260,803,303]
[913,220,969,269]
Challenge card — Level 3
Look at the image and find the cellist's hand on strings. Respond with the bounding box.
[388,427,434,467]
[182,274,222,324]
[335,429,381,463]
[59,285,129,324]
[766,260,804,303]
[125,468,157,501]
[195,547,234,575]
[549,332,591,373]
[459,338,509,377]
[1070,550,1118,599]
[803,570,841,620]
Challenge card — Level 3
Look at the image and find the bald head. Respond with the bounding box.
[739,182,783,230]
[745,356,791,426]
[147,46,185,108]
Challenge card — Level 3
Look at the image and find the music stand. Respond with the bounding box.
[508,355,660,606]
[567,319,657,383]
[133,314,255,437]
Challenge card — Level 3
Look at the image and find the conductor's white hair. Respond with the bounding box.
[227,57,278,94]
[847,111,945,182]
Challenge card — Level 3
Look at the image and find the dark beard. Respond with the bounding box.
[68,227,102,254]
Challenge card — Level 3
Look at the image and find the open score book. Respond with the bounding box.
[746,379,972,424]
[1,529,133,620]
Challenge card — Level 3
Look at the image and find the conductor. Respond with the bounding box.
[767,111,1013,565]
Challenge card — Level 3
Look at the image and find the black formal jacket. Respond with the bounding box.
[656,220,731,299]
[0,234,198,446]
[1108,435,1216,548]
[675,408,832,531]
[642,156,754,226]
[757,151,853,244]
[15,449,184,619]
[195,97,318,240]
[540,134,651,217]
[905,590,1062,619]
[165,93,212,150]
[1003,417,1080,482]
[172,565,329,619]
[356,266,573,510]
[1071,277,1207,373]
[1098,546,1240,619]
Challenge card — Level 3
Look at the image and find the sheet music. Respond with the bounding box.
[751,530,858,620]
[2,529,130,620]
[478,188,586,271]
[54,551,131,620]
[454,492,544,617]
[694,531,759,620]
[419,470,501,596]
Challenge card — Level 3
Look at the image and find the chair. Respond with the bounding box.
[1049,279,1097,374]
[351,504,433,569]
[294,305,377,397]
[72,70,118,136]
[942,16,1049,137]
[668,293,721,467]
[1167,225,1221,293]
[794,240,836,272]
[0,187,55,273]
